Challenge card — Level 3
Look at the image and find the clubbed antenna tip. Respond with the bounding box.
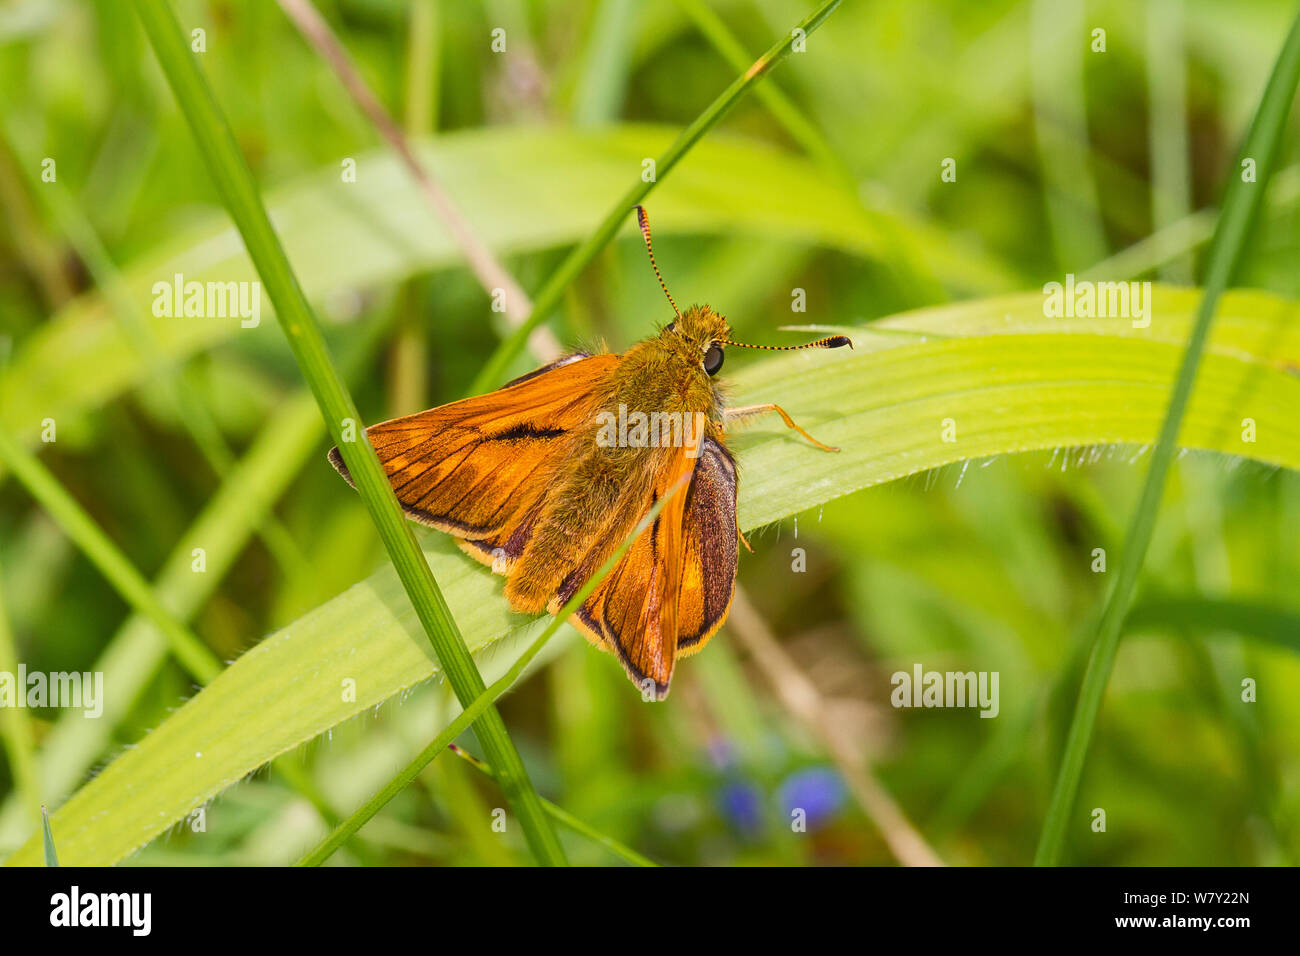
[721,333,854,352]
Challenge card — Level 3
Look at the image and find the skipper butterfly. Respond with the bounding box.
[331,207,850,698]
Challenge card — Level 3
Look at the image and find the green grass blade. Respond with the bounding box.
[130,0,565,865]
[1033,11,1300,867]
[467,0,843,395]
[1030,0,1108,269]
[403,0,439,135]
[572,0,637,124]
[297,479,686,866]
[40,806,57,867]
[1125,598,1300,655]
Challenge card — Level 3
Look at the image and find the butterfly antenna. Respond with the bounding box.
[634,205,680,320]
[721,334,854,351]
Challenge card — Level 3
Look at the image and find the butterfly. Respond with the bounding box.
[330,206,850,699]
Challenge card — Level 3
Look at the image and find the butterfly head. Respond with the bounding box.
[661,305,731,377]
[659,304,852,378]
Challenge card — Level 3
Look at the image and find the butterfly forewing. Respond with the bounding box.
[329,352,617,552]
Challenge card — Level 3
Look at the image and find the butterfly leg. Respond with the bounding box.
[724,403,839,452]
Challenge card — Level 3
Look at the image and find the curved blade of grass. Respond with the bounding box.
[297,480,684,867]
[1,125,1010,448]
[467,0,843,395]
[1033,10,1300,867]
[130,0,565,865]
[6,286,1300,866]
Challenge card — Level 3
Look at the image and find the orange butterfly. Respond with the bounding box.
[331,207,850,699]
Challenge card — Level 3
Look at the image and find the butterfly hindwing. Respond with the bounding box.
[676,435,738,656]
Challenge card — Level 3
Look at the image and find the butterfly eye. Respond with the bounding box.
[665,321,675,333]
[703,343,725,376]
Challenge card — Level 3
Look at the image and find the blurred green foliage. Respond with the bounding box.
[1,0,1298,865]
